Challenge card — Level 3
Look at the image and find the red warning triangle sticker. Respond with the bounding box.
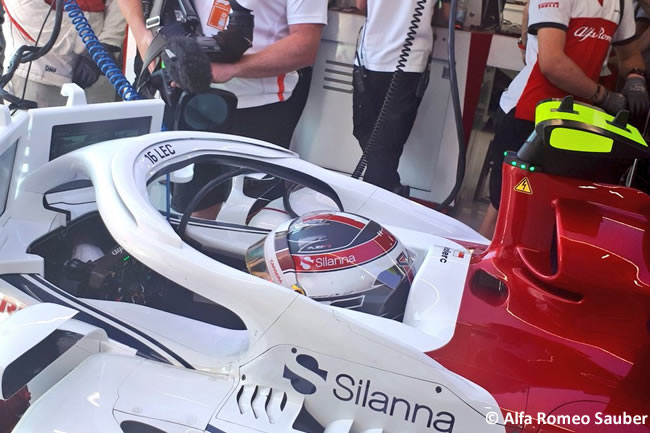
[514,177,533,194]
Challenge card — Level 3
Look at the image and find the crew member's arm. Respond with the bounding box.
[537,29,645,115]
[536,28,602,100]
[528,0,598,98]
[115,0,154,60]
[614,39,646,77]
[519,1,529,63]
[532,0,645,115]
[70,0,127,88]
[637,26,650,52]
[211,23,324,82]
[614,39,649,116]
[636,5,650,52]
[97,0,127,48]
[521,1,529,44]
[613,0,649,116]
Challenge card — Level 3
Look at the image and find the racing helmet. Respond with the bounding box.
[245,212,414,321]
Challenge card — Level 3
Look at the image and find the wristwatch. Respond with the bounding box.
[517,38,526,50]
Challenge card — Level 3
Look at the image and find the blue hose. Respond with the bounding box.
[65,0,175,213]
[64,0,141,101]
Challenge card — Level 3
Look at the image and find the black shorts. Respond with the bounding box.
[488,109,534,209]
[170,68,313,213]
[171,162,233,213]
[352,67,425,189]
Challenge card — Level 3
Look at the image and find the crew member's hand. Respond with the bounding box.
[621,74,649,118]
[72,54,101,89]
[72,44,120,89]
[595,87,628,116]
[518,38,526,65]
[211,62,240,83]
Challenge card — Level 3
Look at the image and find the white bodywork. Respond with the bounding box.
[0,97,500,432]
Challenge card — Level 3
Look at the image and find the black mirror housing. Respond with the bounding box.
[173,88,238,133]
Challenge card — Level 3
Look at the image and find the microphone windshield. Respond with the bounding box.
[162,37,212,94]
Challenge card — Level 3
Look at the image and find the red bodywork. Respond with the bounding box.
[0,299,28,433]
[432,164,650,432]
[0,388,30,433]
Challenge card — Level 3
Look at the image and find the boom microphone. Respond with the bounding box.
[162,37,213,94]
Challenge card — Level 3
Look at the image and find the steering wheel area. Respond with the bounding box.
[170,157,346,252]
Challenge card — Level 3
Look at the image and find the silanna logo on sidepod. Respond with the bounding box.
[282,350,457,432]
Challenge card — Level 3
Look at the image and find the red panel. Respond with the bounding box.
[0,388,30,433]
[431,163,650,432]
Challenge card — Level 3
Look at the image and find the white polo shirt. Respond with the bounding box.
[358,0,436,73]
[500,0,636,121]
[195,0,328,108]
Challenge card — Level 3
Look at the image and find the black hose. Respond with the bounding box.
[351,0,427,179]
[439,0,466,210]
[0,0,65,106]
[0,0,64,85]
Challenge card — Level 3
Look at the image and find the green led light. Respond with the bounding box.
[511,161,517,166]
[122,255,131,262]
[504,151,508,156]
[530,166,536,172]
[520,164,527,169]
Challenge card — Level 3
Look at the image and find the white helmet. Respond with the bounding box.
[245,212,414,320]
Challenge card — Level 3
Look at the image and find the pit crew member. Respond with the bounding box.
[116,0,327,219]
[479,0,648,237]
[2,0,126,106]
[352,0,449,197]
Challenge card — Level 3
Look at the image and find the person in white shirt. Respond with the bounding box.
[116,0,327,219]
[479,0,647,237]
[353,0,448,197]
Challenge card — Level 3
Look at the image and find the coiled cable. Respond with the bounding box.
[64,0,141,101]
[351,0,427,179]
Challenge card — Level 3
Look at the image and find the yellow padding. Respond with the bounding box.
[549,128,614,153]
[536,100,646,147]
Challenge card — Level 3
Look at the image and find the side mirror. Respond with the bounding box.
[174,88,238,133]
